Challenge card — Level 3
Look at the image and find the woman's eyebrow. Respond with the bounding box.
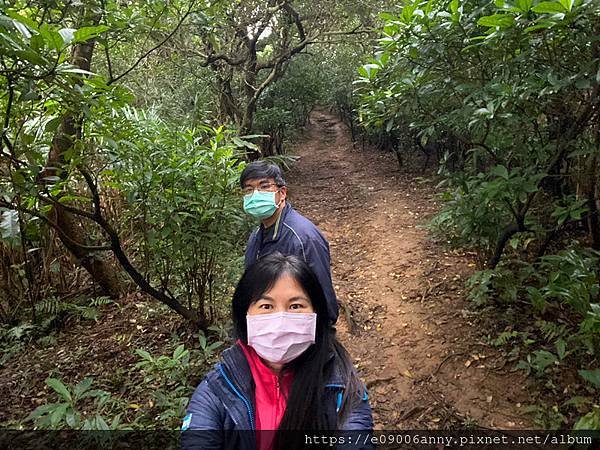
[288,296,310,302]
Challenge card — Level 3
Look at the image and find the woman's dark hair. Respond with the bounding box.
[232,253,362,441]
[239,160,286,188]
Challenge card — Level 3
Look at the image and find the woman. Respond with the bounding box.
[181,253,373,450]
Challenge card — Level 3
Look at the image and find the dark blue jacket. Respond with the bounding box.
[245,203,339,323]
[181,344,374,450]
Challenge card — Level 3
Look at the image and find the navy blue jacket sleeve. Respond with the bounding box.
[304,237,339,323]
[244,229,258,268]
[180,380,225,449]
[338,390,375,450]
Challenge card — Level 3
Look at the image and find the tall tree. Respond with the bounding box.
[180,0,369,138]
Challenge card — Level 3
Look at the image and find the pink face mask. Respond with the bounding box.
[246,312,317,365]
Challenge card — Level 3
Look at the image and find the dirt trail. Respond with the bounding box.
[286,110,532,429]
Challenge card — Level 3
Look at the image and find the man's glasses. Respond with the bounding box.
[241,182,279,195]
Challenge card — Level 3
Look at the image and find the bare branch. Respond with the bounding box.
[108,1,198,85]
[0,198,112,251]
[281,1,305,41]
[256,27,368,71]
[75,167,203,326]
[38,193,97,221]
[249,0,282,47]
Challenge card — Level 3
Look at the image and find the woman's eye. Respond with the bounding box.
[258,303,272,310]
[290,304,304,310]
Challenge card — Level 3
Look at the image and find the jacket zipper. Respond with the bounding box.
[275,375,280,419]
[218,364,255,430]
[325,383,345,413]
[218,366,348,430]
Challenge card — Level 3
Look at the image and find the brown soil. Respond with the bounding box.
[286,110,532,429]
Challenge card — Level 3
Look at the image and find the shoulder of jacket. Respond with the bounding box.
[248,227,260,240]
[195,345,243,389]
[286,208,325,237]
[189,367,221,405]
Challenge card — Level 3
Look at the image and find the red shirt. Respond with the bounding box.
[239,340,294,450]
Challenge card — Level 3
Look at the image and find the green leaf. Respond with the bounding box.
[515,0,533,12]
[450,0,460,16]
[490,165,509,180]
[110,413,122,429]
[24,403,59,422]
[80,389,109,399]
[207,341,223,352]
[73,377,93,399]
[378,12,397,21]
[50,403,67,427]
[172,344,186,360]
[555,339,566,360]
[45,117,62,133]
[364,63,380,79]
[524,21,556,32]
[15,48,48,66]
[56,65,96,76]
[477,14,515,28]
[46,378,72,403]
[231,137,259,151]
[198,333,207,350]
[134,349,153,361]
[558,0,574,11]
[92,414,110,430]
[39,24,64,50]
[65,409,80,428]
[574,407,600,430]
[532,1,567,14]
[531,350,557,371]
[73,25,109,43]
[578,368,600,388]
[5,11,39,31]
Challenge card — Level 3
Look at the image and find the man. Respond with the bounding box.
[240,160,339,323]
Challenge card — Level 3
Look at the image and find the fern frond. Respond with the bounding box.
[37,297,64,315]
[535,320,567,342]
[88,296,116,307]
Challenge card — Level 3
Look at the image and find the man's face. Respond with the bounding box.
[242,178,287,206]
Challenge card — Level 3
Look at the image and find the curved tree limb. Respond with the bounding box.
[107,0,198,85]
[77,168,205,328]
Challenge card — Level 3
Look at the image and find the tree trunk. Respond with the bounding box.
[53,205,122,296]
[43,11,123,298]
[240,40,258,136]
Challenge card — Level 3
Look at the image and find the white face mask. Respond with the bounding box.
[246,312,317,365]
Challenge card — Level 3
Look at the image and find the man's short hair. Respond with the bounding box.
[240,160,286,188]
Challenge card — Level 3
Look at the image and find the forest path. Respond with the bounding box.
[286,110,531,429]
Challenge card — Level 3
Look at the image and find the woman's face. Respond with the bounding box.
[247,274,315,315]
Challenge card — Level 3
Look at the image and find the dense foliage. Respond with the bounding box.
[356,0,599,428]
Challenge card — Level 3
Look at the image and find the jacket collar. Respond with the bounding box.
[220,344,255,396]
[220,342,346,390]
[258,203,292,244]
[324,348,346,388]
